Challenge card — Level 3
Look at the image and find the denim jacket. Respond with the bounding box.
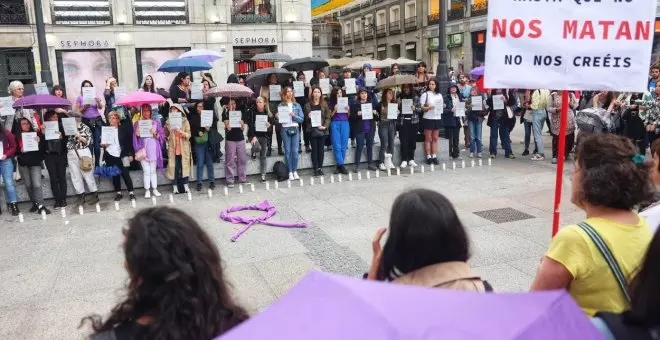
[275,102,305,130]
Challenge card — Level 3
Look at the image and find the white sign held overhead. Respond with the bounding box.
[484,0,656,92]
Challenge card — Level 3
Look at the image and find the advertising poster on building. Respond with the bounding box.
[138,48,188,91]
[56,50,116,102]
[484,0,656,91]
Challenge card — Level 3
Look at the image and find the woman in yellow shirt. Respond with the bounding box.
[531,134,654,316]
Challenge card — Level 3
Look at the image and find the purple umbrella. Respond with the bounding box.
[470,66,485,78]
[12,94,72,109]
[218,271,602,340]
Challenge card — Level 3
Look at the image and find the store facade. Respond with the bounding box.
[0,0,313,96]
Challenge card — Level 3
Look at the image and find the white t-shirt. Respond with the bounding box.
[420,92,444,120]
[640,204,660,234]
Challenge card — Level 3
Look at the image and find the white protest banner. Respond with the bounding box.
[44,121,60,140]
[365,71,377,87]
[319,79,331,95]
[344,79,357,94]
[360,103,373,120]
[22,132,39,152]
[387,103,399,120]
[255,115,268,132]
[101,126,118,145]
[82,87,96,105]
[190,82,203,100]
[337,97,349,113]
[454,102,466,117]
[310,110,322,127]
[293,81,305,97]
[169,112,183,130]
[269,85,281,101]
[138,120,152,137]
[401,99,413,115]
[201,110,214,127]
[61,117,78,136]
[0,97,14,116]
[229,111,242,128]
[484,0,656,91]
[277,105,292,125]
[471,96,483,111]
[34,83,49,95]
[493,95,505,110]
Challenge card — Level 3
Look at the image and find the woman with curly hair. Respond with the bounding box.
[531,134,654,316]
[81,207,248,339]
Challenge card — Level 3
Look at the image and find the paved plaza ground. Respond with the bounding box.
[0,127,582,339]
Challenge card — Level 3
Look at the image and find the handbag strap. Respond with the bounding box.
[577,222,632,304]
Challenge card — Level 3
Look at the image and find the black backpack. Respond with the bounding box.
[273,161,289,182]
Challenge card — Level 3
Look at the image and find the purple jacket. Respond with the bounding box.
[133,118,165,169]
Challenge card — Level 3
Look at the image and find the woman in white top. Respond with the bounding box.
[276,86,305,180]
[420,79,444,165]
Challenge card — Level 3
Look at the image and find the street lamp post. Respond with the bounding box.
[435,0,449,93]
[33,0,53,87]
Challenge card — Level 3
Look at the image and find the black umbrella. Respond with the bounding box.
[246,68,294,86]
[282,57,330,72]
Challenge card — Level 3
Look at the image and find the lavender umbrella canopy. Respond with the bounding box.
[470,66,485,78]
[206,83,254,98]
[218,272,602,340]
[12,94,72,109]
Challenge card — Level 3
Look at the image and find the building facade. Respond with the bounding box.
[338,0,433,65]
[0,0,312,98]
[312,15,343,60]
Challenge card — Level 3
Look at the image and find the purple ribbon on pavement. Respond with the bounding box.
[220,200,307,242]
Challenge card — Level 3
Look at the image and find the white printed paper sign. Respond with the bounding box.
[22,132,39,152]
[255,115,268,132]
[44,121,60,140]
[0,97,14,116]
[337,98,349,113]
[61,117,78,136]
[387,103,399,119]
[229,111,242,128]
[484,0,656,91]
[293,81,305,97]
[360,103,373,120]
[34,83,49,95]
[201,110,214,127]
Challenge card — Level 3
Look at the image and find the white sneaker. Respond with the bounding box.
[379,163,386,171]
[408,160,418,167]
[144,190,151,199]
[184,183,190,193]
[469,153,474,158]
[400,161,408,168]
[293,172,300,180]
[173,185,179,194]
[289,172,295,181]
[152,189,161,197]
[477,153,483,158]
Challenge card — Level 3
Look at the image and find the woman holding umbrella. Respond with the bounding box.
[133,104,165,198]
[165,104,192,194]
[276,86,304,180]
[261,73,284,156]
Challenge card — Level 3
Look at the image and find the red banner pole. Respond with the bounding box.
[552,91,570,236]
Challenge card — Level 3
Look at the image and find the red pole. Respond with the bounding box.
[552,91,570,236]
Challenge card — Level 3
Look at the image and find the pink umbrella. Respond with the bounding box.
[115,91,166,107]
[207,83,254,98]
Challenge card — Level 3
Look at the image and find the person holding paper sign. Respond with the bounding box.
[15,118,49,215]
[350,88,379,172]
[103,77,119,115]
[420,79,444,165]
[304,86,330,176]
[43,111,69,208]
[0,126,19,216]
[296,72,312,154]
[102,111,136,202]
[260,74,284,156]
[276,87,305,180]
[133,104,165,198]
[222,99,249,187]
[443,83,464,160]
[66,113,100,206]
[378,89,398,171]
[486,89,514,159]
[466,87,488,159]
[398,84,421,168]
[190,101,218,191]
[165,104,192,194]
[75,80,105,167]
[247,97,272,182]
[328,88,351,175]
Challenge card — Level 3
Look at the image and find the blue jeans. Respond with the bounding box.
[489,118,513,156]
[468,120,483,153]
[281,127,300,171]
[355,129,375,168]
[524,121,532,150]
[330,120,350,166]
[0,158,17,203]
[532,109,546,156]
[195,143,215,184]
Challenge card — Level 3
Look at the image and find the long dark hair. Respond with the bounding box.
[626,231,660,328]
[81,207,248,338]
[380,88,395,107]
[14,117,34,141]
[142,75,155,93]
[80,80,93,94]
[377,189,469,280]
